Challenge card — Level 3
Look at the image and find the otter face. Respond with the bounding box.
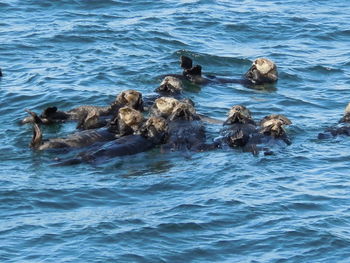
[245,58,278,84]
[116,90,143,111]
[118,106,144,131]
[260,114,292,137]
[156,76,184,94]
[224,105,254,125]
[141,117,168,139]
[139,116,168,144]
[153,97,181,117]
[168,101,197,121]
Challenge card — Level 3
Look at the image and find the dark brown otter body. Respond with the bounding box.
[150,98,212,152]
[163,56,278,87]
[217,107,291,155]
[318,103,350,139]
[216,105,258,149]
[27,107,143,151]
[55,117,168,165]
[21,90,144,130]
[245,114,292,155]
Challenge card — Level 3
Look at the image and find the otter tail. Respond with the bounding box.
[25,109,43,149]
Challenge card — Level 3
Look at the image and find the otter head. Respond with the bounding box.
[339,102,350,123]
[151,97,181,118]
[245,58,278,85]
[118,106,144,132]
[115,90,143,111]
[260,114,292,138]
[108,106,144,135]
[139,116,168,144]
[224,105,254,125]
[155,76,184,94]
[168,101,198,121]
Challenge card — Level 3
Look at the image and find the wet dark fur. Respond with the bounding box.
[161,56,276,87]
[318,112,350,139]
[161,120,211,152]
[27,110,136,151]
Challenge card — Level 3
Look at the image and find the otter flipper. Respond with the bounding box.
[25,109,43,149]
[180,56,193,70]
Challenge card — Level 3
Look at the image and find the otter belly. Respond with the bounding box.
[163,120,206,151]
[83,135,155,160]
[39,129,116,150]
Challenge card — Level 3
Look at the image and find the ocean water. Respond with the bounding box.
[1,0,350,262]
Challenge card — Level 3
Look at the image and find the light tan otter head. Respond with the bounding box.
[245,58,278,84]
[153,97,181,117]
[254,58,276,75]
[260,114,292,137]
[156,76,184,94]
[118,106,144,131]
[224,105,254,125]
[168,101,197,121]
[115,89,143,111]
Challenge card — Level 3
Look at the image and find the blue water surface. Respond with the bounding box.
[1,0,350,262]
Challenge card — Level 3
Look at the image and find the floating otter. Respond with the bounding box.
[155,76,184,95]
[318,103,350,139]
[164,56,278,87]
[26,106,144,151]
[0,68,3,77]
[151,98,212,152]
[216,107,291,154]
[246,114,292,155]
[258,114,292,145]
[21,89,144,130]
[56,116,168,165]
[217,105,258,148]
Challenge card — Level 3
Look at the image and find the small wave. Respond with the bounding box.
[306,65,344,74]
[48,34,97,44]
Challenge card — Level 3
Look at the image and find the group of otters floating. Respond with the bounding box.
[11,56,350,165]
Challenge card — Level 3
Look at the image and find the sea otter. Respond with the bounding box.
[150,98,212,152]
[245,114,292,155]
[155,76,184,95]
[164,56,278,87]
[0,68,3,77]
[216,105,258,148]
[55,116,169,165]
[318,103,350,139]
[26,106,144,151]
[216,107,291,154]
[141,75,186,110]
[21,89,144,129]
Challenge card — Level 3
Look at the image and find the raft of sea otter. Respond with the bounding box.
[13,56,350,165]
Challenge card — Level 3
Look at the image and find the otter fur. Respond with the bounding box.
[21,89,144,129]
[27,106,144,151]
[163,56,278,87]
[217,105,258,148]
[318,103,350,139]
[56,116,168,165]
[154,98,211,152]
